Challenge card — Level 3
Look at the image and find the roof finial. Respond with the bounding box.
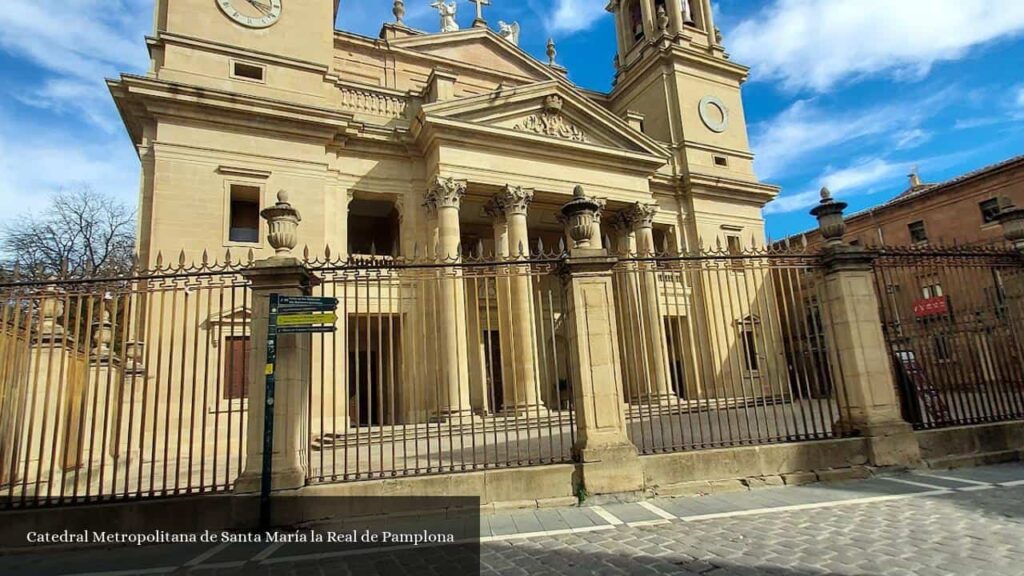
[909,166,922,188]
[469,0,490,28]
[546,38,557,66]
[392,0,405,24]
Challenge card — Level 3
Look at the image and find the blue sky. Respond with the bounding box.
[1,1,1023,239]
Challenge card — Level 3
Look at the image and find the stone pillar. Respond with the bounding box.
[495,185,545,414]
[424,176,473,421]
[485,199,517,414]
[624,203,675,404]
[559,190,643,496]
[638,0,656,40]
[21,288,72,488]
[666,0,685,34]
[236,191,314,493]
[811,190,921,468]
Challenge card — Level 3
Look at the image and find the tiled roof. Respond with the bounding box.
[781,154,1024,241]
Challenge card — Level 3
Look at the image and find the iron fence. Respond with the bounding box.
[303,251,575,483]
[873,247,1024,429]
[7,241,1021,508]
[0,254,250,508]
[611,248,854,453]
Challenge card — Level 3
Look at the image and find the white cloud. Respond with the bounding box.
[765,158,908,214]
[0,119,139,225]
[0,0,150,131]
[894,128,932,150]
[751,89,952,181]
[545,0,607,34]
[729,0,1024,92]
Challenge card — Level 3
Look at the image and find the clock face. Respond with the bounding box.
[216,0,282,29]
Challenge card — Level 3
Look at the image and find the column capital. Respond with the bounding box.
[483,197,507,223]
[424,175,467,213]
[622,202,659,230]
[495,184,535,216]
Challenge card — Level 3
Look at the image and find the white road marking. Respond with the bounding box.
[590,505,624,526]
[626,519,672,528]
[679,489,951,522]
[915,473,991,486]
[480,524,615,543]
[878,476,951,490]
[637,501,677,520]
[183,542,230,567]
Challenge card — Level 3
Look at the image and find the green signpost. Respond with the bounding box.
[260,294,338,530]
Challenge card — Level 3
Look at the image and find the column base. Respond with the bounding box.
[428,409,482,425]
[498,404,550,418]
[632,393,678,406]
[234,465,306,494]
[574,443,644,497]
[834,418,922,468]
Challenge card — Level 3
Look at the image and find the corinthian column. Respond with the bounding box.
[424,176,473,421]
[495,185,546,414]
[623,202,675,404]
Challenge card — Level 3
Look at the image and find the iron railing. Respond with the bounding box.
[873,247,1024,429]
[0,254,251,508]
[611,248,854,453]
[303,251,575,483]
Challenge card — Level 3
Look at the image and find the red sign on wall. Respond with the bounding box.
[913,296,950,318]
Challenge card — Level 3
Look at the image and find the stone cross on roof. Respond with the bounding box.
[469,0,490,27]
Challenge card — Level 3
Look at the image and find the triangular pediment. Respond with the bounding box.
[389,28,557,83]
[419,81,670,160]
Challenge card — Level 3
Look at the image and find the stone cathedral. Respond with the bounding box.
[109,0,780,425]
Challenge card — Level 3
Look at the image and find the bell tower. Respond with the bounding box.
[150,0,339,87]
[605,0,776,244]
[608,0,721,70]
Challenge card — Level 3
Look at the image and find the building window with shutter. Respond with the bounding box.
[908,220,928,245]
[979,198,1001,224]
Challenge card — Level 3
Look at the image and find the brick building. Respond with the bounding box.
[796,155,1024,249]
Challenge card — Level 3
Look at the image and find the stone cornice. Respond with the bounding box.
[149,33,329,73]
[687,172,780,206]
[108,75,356,151]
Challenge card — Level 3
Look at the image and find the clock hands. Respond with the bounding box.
[247,0,273,15]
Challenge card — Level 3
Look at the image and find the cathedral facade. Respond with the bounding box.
[108,0,782,428]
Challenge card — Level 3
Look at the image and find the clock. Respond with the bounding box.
[216,0,282,29]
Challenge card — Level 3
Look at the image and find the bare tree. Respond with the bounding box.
[0,186,136,279]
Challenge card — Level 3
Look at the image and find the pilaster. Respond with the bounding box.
[236,259,314,493]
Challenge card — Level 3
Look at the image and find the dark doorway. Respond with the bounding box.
[348,317,401,427]
[483,330,504,413]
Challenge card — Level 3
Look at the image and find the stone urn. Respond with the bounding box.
[560,185,602,250]
[91,308,114,362]
[997,204,1024,251]
[260,190,302,256]
[38,286,65,339]
[124,340,147,375]
[810,187,848,247]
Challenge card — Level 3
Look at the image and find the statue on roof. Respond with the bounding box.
[431,1,460,33]
[498,21,520,45]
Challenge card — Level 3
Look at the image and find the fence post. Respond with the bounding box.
[811,189,922,468]
[560,187,644,496]
[235,191,314,493]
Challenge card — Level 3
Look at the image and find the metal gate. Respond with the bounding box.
[873,247,1024,429]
